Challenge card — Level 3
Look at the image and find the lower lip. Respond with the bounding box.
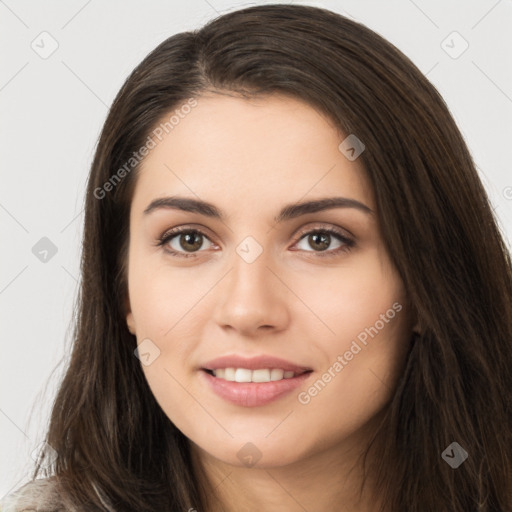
[200,370,313,407]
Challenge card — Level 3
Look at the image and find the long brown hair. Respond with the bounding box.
[26,4,512,511]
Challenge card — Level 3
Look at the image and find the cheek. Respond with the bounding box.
[128,256,212,338]
[298,319,409,446]
[294,247,406,345]
[293,249,410,420]
[128,259,206,404]
[130,265,203,429]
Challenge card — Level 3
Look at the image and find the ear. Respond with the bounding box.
[124,294,136,335]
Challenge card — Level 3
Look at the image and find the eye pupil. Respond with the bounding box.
[180,232,202,252]
[309,233,330,251]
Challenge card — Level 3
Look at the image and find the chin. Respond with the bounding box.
[194,434,311,470]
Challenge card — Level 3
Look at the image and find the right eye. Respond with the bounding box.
[157,227,217,258]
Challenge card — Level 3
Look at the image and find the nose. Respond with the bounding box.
[212,250,290,336]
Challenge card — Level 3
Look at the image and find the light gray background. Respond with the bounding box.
[1,0,511,497]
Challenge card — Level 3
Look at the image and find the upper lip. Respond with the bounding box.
[201,355,313,374]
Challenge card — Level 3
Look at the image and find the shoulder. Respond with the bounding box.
[0,477,66,512]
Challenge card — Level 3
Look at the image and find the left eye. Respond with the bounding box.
[295,230,348,253]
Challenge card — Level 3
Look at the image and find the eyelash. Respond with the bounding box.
[156,225,355,259]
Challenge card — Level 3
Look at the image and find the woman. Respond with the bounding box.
[2,4,511,511]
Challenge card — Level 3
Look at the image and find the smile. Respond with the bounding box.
[200,368,313,407]
[207,367,307,382]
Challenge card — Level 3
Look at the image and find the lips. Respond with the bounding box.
[201,354,312,374]
[199,354,314,407]
[200,368,312,407]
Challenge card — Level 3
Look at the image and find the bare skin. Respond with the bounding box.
[125,93,415,511]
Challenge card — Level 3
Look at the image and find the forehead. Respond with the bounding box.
[132,93,373,214]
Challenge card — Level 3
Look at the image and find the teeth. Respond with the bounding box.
[251,369,270,382]
[211,367,298,382]
[270,369,285,381]
[235,368,252,382]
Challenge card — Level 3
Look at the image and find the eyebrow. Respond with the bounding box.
[143,195,373,222]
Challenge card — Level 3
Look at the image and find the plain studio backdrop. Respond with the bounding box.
[0,0,511,497]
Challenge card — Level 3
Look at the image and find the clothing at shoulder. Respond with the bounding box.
[0,478,66,512]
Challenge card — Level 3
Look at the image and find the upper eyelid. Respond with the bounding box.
[159,224,216,243]
[294,223,354,240]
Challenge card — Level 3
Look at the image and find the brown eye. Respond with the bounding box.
[174,231,204,252]
[305,232,331,251]
[158,227,215,258]
[294,228,353,255]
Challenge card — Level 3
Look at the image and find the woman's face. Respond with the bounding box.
[125,93,413,468]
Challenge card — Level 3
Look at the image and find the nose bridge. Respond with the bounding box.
[228,240,275,306]
[230,243,271,294]
[212,238,289,333]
